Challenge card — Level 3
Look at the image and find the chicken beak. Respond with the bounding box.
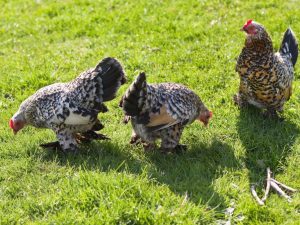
[13,130,18,135]
[240,27,245,31]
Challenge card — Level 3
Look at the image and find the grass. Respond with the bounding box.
[0,0,300,224]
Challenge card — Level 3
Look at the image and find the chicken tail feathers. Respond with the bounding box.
[280,28,298,67]
[94,57,127,102]
[120,72,147,116]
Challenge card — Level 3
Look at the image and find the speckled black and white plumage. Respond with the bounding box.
[11,57,126,152]
[234,20,298,117]
[120,72,211,153]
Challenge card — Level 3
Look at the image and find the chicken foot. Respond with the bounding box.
[76,131,110,143]
[40,141,61,149]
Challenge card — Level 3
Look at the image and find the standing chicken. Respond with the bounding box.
[119,72,212,153]
[234,19,298,118]
[9,57,126,153]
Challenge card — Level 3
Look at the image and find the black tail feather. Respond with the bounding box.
[280,28,298,67]
[120,72,147,116]
[94,57,127,101]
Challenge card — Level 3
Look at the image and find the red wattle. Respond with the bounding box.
[9,119,14,129]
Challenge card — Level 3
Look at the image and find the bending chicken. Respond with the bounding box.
[119,72,212,153]
[10,57,126,153]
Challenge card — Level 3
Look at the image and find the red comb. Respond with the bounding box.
[209,111,213,118]
[9,119,14,129]
[243,19,253,29]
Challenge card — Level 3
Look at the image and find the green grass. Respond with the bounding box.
[1,0,300,224]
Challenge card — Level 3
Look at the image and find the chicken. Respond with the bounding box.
[234,20,298,118]
[119,72,212,153]
[9,57,126,153]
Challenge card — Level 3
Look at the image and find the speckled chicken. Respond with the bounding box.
[234,20,298,117]
[9,57,126,152]
[119,72,212,153]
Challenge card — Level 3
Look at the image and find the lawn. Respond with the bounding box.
[0,0,300,224]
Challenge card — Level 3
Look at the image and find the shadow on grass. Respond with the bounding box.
[236,106,299,185]
[40,137,239,209]
[147,138,240,208]
[41,140,144,173]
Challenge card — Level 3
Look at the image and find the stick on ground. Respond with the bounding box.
[270,180,292,202]
[261,167,271,202]
[250,185,265,206]
[270,178,297,193]
[250,168,296,205]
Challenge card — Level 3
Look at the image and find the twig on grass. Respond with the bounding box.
[251,167,296,205]
[270,180,292,202]
[270,178,297,193]
[250,185,265,206]
[261,167,271,202]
